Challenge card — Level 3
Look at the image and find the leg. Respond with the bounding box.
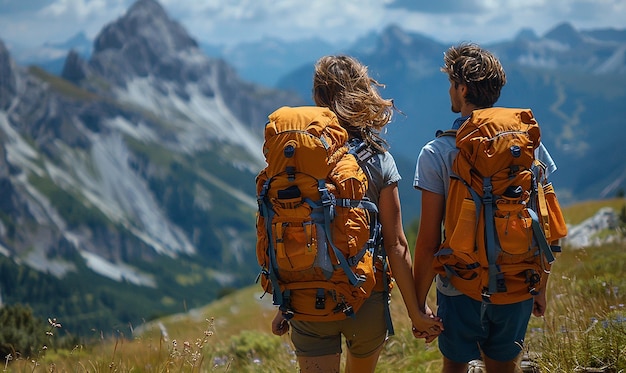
[345,343,383,373]
[343,292,388,373]
[436,292,484,368]
[289,319,342,373]
[297,354,341,373]
[483,352,522,373]
[441,356,468,373]
[480,298,533,373]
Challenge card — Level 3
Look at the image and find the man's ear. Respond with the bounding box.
[459,83,468,98]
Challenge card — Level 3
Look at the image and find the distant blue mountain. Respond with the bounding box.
[8,20,626,206]
[200,37,340,87]
[0,0,623,339]
[275,23,626,206]
[11,31,92,75]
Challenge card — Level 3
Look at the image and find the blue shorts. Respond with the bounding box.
[437,291,533,363]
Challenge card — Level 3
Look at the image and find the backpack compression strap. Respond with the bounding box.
[481,177,507,300]
[258,179,287,312]
[317,179,376,287]
[481,177,556,301]
[348,140,395,335]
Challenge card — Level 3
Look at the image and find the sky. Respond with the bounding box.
[0,0,625,49]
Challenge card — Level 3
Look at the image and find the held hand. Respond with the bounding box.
[411,305,443,342]
[271,310,290,336]
[424,303,435,318]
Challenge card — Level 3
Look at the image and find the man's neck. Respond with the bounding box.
[460,103,478,117]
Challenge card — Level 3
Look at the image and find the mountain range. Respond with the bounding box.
[0,0,302,335]
[0,0,624,336]
[274,23,626,206]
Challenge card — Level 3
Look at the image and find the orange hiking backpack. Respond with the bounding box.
[434,107,567,304]
[256,106,388,323]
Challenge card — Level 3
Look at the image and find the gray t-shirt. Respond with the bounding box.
[362,150,402,206]
[413,122,557,295]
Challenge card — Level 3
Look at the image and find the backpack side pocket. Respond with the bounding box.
[449,198,478,254]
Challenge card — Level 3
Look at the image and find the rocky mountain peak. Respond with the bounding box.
[378,24,439,48]
[95,0,197,54]
[514,28,539,42]
[89,0,199,84]
[544,22,584,46]
[61,49,89,84]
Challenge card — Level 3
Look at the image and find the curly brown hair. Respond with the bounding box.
[441,43,506,108]
[312,55,395,153]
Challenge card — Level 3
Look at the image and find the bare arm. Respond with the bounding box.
[379,183,443,334]
[533,274,549,317]
[412,189,445,339]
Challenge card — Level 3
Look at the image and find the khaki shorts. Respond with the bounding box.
[289,291,388,358]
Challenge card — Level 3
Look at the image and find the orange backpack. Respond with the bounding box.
[256,106,388,323]
[434,107,567,304]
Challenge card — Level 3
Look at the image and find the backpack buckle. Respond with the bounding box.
[286,166,296,182]
[280,308,294,320]
[342,303,354,318]
[496,272,507,293]
[481,288,492,303]
[525,270,541,295]
[320,189,334,207]
[315,289,326,310]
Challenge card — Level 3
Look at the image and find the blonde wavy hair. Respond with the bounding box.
[313,55,394,153]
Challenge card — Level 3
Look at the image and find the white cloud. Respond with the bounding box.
[161,0,392,45]
[0,0,625,49]
[0,0,128,47]
[40,0,104,18]
[390,0,626,44]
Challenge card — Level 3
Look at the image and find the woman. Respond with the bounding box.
[271,55,442,373]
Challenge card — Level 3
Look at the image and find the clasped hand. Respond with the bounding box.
[411,304,443,343]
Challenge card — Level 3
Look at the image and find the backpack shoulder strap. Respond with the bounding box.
[346,137,395,335]
[435,129,457,138]
[348,138,379,163]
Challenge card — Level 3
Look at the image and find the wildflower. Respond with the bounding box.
[584,318,599,333]
[213,356,228,367]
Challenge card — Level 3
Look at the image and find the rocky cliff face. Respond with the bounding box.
[0,41,17,110]
[0,0,303,335]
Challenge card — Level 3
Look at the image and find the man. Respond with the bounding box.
[412,43,557,372]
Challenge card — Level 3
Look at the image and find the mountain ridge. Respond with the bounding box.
[275,22,626,205]
[0,0,302,335]
[0,0,624,337]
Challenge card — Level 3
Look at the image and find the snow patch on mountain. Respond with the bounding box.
[106,116,159,143]
[114,77,264,164]
[595,45,626,74]
[80,250,156,287]
[516,54,558,69]
[23,249,76,277]
[88,134,195,256]
[195,169,256,209]
[0,112,42,174]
